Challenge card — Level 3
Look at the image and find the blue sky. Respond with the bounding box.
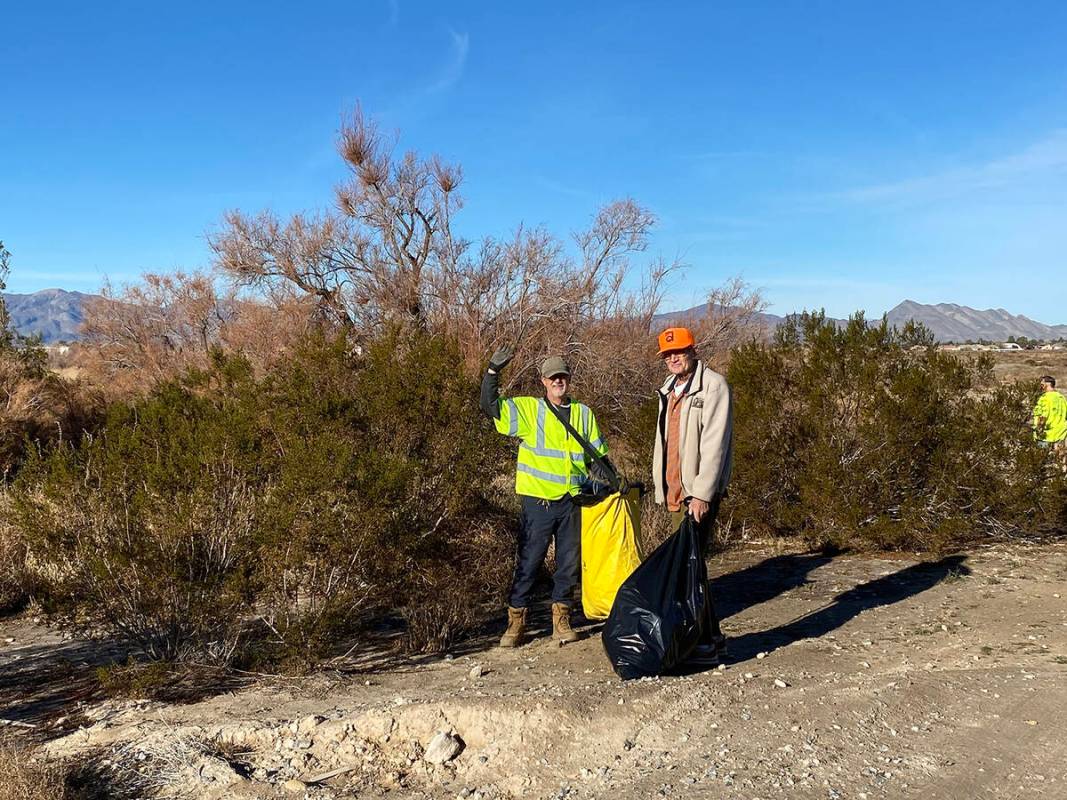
[2,1,1066,322]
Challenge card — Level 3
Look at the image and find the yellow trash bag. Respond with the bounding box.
[580,488,643,620]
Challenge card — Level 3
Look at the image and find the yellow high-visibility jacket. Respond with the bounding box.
[1034,390,1067,442]
[493,396,609,500]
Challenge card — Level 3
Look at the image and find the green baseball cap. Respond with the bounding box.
[540,356,571,378]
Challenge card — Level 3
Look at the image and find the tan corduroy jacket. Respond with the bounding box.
[652,360,734,505]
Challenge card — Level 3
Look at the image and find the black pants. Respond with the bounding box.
[670,495,724,642]
[509,495,580,609]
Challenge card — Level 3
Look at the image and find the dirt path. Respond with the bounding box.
[6,541,1067,799]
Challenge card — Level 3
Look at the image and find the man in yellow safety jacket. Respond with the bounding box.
[481,348,609,647]
[1034,375,1067,456]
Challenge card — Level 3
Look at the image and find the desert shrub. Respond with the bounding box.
[0,494,33,613]
[0,243,101,611]
[0,337,100,482]
[0,734,130,800]
[725,312,1067,550]
[11,368,262,661]
[9,328,513,667]
[79,271,315,399]
[0,734,70,800]
[246,329,513,664]
[0,240,101,484]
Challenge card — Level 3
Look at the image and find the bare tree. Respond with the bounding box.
[210,210,364,332]
[203,104,767,478]
[209,107,683,375]
[82,272,227,385]
[211,106,464,334]
[693,277,770,367]
[80,271,314,395]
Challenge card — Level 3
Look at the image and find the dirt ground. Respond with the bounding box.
[5,540,1067,800]
[983,350,1067,386]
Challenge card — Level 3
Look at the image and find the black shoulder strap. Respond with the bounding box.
[544,400,618,484]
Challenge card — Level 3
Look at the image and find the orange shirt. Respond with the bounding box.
[665,389,685,511]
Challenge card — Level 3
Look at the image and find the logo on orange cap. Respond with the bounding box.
[657,327,695,355]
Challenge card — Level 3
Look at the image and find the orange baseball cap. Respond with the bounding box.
[657,326,695,355]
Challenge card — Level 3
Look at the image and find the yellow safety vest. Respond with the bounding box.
[494,396,608,500]
[1034,390,1067,442]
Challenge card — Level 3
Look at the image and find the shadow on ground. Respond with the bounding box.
[0,637,121,740]
[711,552,835,620]
[337,600,585,675]
[0,631,249,742]
[721,554,971,664]
[667,555,969,677]
[341,552,859,673]
[331,553,971,679]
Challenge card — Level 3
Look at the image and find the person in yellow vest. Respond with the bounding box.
[652,326,733,665]
[1033,375,1067,456]
[481,348,610,647]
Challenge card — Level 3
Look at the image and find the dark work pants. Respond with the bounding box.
[509,495,581,609]
[670,495,725,642]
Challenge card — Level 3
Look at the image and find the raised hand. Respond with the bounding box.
[488,346,515,372]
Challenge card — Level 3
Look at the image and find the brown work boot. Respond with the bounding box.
[499,607,527,648]
[552,602,580,644]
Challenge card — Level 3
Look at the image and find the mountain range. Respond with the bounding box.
[884,300,1067,342]
[656,299,1067,343]
[3,289,93,344]
[4,289,1067,344]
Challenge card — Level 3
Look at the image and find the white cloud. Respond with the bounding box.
[837,129,1067,206]
[426,28,469,94]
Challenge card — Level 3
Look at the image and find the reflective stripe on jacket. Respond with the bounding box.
[494,396,608,500]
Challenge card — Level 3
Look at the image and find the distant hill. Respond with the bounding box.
[885,300,1067,343]
[2,288,98,343]
[656,300,1067,343]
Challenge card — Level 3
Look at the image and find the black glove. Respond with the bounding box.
[488,346,515,372]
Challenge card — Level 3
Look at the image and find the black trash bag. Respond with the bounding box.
[602,515,708,680]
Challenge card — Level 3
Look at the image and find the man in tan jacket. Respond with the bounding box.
[652,326,733,663]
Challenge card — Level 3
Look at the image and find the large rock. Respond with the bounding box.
[424,730,464,764]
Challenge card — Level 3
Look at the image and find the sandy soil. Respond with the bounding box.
[984,350,1067,385]
[4,540,1067,800]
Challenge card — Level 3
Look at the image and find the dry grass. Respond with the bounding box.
[979,350,1067,386]
[0,495,29,613]
[0,734,154,800]
[104,729,244,796]
[0,735,69,800]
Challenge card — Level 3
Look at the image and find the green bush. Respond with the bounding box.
[725,312,1066,550]
[9,330,513,666]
